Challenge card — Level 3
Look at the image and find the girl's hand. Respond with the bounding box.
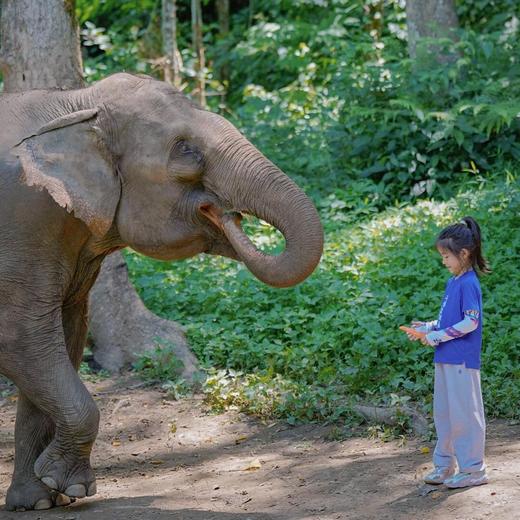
[421,333,436,347]
[406,321,425,341]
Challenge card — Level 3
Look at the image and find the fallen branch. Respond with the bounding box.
[353,403,430,436]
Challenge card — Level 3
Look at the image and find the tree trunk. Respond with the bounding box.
[406,0,459,62]
[162,0,183,88]
[191,0,205,107]
[217,0,230,36]
[88,254,199,379]
[0,0,83,91]
[216,0,230,85]
[0,0,200,381]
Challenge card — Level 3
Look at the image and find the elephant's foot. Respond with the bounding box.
[34,439,97,498]
[5,476,74,511]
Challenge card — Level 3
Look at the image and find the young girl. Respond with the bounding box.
[408,216,491,489]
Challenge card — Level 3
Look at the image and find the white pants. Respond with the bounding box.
[433,363,486,473]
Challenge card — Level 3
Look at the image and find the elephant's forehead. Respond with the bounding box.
[163,110,244,155]
[195,112,244,146]
[108,82,244,153]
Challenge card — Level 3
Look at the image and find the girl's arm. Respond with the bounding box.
[424,310,479,346]
[412,320,439,332]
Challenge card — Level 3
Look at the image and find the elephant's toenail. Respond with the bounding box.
[87,481,97,496]
[41,476,58,490]
[15,507,26,512]
[34,498,53,510]
[55,493,72,506]
[64,483,86,498]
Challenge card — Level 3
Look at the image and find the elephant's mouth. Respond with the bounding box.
[199,202,262,262]
[199,203,243,232]
[199,202,289,285]
[199,203,243,261]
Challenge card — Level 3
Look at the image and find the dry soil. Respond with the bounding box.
[0,375,519,520]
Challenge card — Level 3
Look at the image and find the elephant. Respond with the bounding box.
[0,73,323,511]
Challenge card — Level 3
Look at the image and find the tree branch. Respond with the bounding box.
[353,403,430,436]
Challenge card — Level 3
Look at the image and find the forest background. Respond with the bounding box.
[1,0,519,433]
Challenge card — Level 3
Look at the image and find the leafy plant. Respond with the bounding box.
[132,338,185,383]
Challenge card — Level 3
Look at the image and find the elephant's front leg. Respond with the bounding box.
[6,303,98,509]
[5,395,73,511]
[33,301,99,498]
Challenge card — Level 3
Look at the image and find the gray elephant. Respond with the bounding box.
[0,73,323,511]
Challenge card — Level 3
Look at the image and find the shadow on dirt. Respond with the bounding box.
[2,495,280,520]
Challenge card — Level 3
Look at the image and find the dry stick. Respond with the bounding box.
[353,404,430,437]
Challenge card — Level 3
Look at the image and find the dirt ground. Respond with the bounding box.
[0,375,519,520]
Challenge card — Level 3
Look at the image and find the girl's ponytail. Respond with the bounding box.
[460,216,491,274]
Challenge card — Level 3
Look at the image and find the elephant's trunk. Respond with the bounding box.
[205,129,324,288]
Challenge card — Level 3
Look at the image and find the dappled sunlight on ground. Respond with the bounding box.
[1,376,519,519]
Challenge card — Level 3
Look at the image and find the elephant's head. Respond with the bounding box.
[14,73,323,287]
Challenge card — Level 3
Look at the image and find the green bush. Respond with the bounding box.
[74,0,520,425]
[457,0,520,32]
[75,2,520,202]
[332,30,520,200]
[231,25,520,201]
[132,338,185,383]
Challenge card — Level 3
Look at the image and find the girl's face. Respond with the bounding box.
[437,247,470,276]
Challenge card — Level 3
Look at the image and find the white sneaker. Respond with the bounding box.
[444,471,488,488]
[423,466,456,485]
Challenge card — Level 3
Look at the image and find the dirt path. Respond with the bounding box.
[1,375,519,520]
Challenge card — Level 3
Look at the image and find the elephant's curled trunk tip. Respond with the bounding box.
[221,211,323,288]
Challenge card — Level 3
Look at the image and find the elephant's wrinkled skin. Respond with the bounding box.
[0,73,323,511]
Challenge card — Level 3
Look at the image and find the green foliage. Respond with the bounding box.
[126,175,520,423]
[79,362,110,382]
[132,338,185,383]
[230,21,520,200]
[79,347,110,381]
[161,378,191,400]
[74,1,520,201]
[457,0,520,32]
[79,16,156,82]
[331,30,520,200]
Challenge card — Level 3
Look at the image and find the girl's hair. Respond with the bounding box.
[436,216,491,275]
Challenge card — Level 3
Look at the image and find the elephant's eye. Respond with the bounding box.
[168,139,204,182]
[180,142,192,155]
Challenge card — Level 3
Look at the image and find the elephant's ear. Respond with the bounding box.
[13,108,121,237]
